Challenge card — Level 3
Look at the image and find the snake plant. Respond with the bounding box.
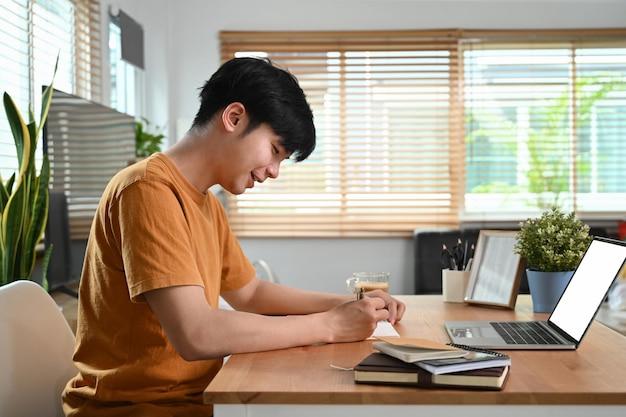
[0,61,57,288]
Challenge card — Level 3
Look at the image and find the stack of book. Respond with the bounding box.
[354,337,511,390]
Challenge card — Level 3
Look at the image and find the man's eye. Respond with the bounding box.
[272,145,279,155]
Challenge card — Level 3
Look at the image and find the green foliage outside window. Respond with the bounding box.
[526,77,624,208]
[466,75,626,209]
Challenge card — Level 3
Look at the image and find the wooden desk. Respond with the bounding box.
[204,295,626,417]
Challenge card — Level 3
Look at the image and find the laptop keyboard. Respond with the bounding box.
[490,321,564,345]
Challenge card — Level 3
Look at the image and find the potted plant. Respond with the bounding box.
[514,207,592,312]
[135,117,165,158]
[0,63,56,288]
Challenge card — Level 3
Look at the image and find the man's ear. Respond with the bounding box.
[221,102,246,133]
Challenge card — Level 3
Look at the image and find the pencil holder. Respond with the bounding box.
[442,269,470,303]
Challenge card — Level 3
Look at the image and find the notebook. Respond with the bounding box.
[373,337,468,363]
[416,343,511,374]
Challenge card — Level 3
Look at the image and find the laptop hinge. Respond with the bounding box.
[544,321,577,345]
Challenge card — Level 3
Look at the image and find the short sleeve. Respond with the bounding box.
[115,180,204,301]
[211,197,255,292]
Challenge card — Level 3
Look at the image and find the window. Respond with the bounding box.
[0,0,101,180]
[464,40,626,219]
[222,30,626,237]
[108,16,144,117]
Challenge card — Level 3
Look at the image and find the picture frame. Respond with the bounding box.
[464,230,524,309]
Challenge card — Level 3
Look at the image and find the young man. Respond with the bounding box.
[63,58,405,417]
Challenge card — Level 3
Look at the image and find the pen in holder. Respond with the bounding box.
[346,272,390,301]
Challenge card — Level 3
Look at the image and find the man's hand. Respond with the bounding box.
[363,290,406,325]
[323,297,390,343]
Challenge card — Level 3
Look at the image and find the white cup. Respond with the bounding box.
[442,269,470,303]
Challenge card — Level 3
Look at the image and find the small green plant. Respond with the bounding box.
[514,207,591,272]
[135,118,165,158]
[0,60,57,288]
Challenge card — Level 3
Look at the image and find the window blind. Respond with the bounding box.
[574,44,626,214]
[73,0,101,103]
[1,0,102,239]
[48,0,103,240]
[46,89,135,240]
[221,31,463,237]
[0,0,30,180]
[0,0,68,180]
[32,0,75,105]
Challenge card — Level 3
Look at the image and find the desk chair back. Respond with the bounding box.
[0,280,76,417]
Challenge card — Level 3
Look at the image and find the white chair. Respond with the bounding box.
[253,259,280,284]
[219,259,280,311]
[0,280,76,417]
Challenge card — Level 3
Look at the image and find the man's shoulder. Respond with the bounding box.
[105,154,175,201]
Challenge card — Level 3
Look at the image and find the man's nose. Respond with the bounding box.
[267,160,280,179]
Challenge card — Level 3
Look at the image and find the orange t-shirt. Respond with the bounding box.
[62,153,255,417]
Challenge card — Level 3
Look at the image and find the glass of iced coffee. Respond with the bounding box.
[346,272,390,300]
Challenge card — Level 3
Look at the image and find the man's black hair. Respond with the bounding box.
[191,57,315,162]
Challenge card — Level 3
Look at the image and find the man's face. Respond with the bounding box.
[219,123,289,195]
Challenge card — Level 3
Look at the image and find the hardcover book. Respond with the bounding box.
[354,353,509,390]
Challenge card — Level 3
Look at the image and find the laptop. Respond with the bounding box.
[445,236,626,350]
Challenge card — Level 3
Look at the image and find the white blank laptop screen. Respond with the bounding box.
[550,239,626,342]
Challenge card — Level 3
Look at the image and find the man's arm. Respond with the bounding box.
[222,278,406,324]
[221,277,350,315]
[144,284,389,361]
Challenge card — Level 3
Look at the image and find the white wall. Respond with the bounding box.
[168,0,626,144]
[241,237,416,294]
[93,0,626,295]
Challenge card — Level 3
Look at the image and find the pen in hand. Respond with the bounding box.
[356,287,364,301]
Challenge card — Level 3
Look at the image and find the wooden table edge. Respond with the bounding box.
[203,391,626,405]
